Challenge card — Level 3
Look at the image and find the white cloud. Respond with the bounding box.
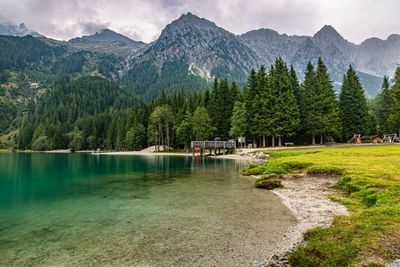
[0,0,399,43]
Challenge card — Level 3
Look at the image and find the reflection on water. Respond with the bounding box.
[0,153,295,266]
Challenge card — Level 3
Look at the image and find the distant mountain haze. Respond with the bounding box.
[0,23,43,37]
[1,13,399,97]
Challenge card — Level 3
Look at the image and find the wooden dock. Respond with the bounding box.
[191,141,236,156]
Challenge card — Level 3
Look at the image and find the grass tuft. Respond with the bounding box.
[306,166,344,176]
[255,174,283,189]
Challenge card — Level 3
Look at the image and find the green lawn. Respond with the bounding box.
[243,145,400,266]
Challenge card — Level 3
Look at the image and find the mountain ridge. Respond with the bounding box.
[1,14,399,98]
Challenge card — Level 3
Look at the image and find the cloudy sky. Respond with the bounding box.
[0,0,399,43]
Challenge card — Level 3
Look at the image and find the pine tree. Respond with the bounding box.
[388,67,400,134]
[257,65,272,147]
[268,58,300,146]
[244,69,259,145]
[315,58,341,143]
[289,65,301,103]
[301,62,319,144]
[376,76,393,134]
[209,78,236,140]
[125,123,146,151]
[339,66,369,139]
[116,116,127,150]
[229,101,248,140]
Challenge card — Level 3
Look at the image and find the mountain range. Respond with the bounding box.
[1,13,400,99]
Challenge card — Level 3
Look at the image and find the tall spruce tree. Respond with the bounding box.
[315,58,341,143]
[388,67,400,134]
[339,66,369,139]
[301,62,320,144]
[268,58,300,146]
[244,69,259,146]
[301,59,340,144]
[229,101,248,141]
[376,76,393,134]
[254,65,271,147]
[209,78,237,140]
[289,66,301,104]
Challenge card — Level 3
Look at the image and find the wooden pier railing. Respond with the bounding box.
[191,141,236,155]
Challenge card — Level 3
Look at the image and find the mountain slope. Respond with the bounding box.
[355,34,400,76]
[123,13,262,99]
[68,28,147,56]
[241,25,396,96]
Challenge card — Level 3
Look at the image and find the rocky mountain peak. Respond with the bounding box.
[160,12,220,38]
[313,25,344,43]
[128,12,262,89]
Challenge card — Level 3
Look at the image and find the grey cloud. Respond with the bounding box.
[0,0,399,43]
[80,21,112,35]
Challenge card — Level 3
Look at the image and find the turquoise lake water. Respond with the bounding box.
[0,153,296,266]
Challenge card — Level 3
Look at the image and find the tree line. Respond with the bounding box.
[17,58,400,151]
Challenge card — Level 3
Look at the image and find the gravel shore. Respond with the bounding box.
[264,174,349,266]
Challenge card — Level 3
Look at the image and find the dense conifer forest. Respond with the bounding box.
[12,57,400,151]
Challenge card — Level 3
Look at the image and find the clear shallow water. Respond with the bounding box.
[0,153,296,266]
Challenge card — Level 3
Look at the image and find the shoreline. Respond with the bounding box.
[263,174,349,265]
[207,152,349,265]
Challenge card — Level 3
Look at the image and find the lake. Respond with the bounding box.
[0,153,296,266]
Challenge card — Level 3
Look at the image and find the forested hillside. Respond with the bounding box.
[0,35,126,136]
[13,57,400,151]
[17,76,137,150]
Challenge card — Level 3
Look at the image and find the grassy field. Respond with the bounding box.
[243,144,400,266]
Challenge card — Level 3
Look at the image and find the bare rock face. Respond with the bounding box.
[130,13,262,81]
[241,25,399,97]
